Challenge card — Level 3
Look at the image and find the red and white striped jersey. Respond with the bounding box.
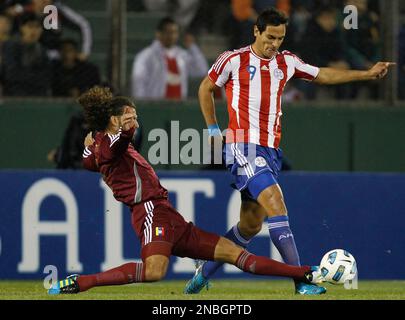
[208,46,319,148]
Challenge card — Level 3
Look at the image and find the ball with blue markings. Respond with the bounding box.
[320,249,357,284]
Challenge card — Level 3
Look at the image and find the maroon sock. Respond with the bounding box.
[77,262,145,292]
[236,250,311,280]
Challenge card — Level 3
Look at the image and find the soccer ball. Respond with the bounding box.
[320,249,357,284]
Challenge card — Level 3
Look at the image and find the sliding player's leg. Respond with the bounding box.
[214,237,320,282]
[183,225,324,294]
[48,242,172,294]
[200,199,266,279]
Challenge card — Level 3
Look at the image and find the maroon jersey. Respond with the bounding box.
[82,127,168,207]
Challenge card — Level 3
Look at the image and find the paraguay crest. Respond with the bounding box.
[255,156,267,168]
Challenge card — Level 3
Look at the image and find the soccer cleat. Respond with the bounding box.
[48,274,80,295]
[184,260,210,294]
[295,266,327,295]
[306,266,325,284]
[295,282,327,295]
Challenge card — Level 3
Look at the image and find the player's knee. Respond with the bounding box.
[144,256,169,282]
[145,265,166,282]
[267,191,284,205]
[259,187,287,215]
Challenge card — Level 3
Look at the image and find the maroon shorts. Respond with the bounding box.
[131,199,220,261]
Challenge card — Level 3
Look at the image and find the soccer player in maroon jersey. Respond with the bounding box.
[47,86,324,295]
[185,7,395,295]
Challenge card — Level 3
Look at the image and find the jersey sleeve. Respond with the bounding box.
[291,53,320,81]
[208,51,234,87]
[82,144,99,172]
[98,127,136,163]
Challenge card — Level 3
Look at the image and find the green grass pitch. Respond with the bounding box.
[1,280,404,300]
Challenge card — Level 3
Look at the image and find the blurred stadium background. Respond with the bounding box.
[0,0,404,295]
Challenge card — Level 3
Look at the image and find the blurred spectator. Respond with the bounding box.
[0,14,11,94]
[0,14,11,62]
[342,0,381,70]
[130,17,208,100]
[1,1,28,17]
[301,7,348,69]
[1,12,51,96]
[142,0,199,31]
[8,0,92,60]
[288,1,312,46]
[229,0,258,48]
[339,0,381,99]
[399,25,405,100]
[188,0,230,35]
[299,7,351,99]
[52,39,101,97]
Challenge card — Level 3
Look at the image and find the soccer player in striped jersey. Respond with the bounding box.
[184,7,394,295]
[47,86,325,295]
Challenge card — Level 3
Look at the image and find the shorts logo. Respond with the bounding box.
[254,157,267,168]
[155,227,165,237]
[274,68,285,80]
[279,233,293,241]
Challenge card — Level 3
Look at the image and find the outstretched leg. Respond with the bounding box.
[49,249,170,294]
[201,201,265,279]
[76,255,169,292]
[214,237,313,281]
[184,225,325,295]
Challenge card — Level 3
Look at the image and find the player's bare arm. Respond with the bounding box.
[314,62,396,85]
[199,76,223,142]
[199,76,219,127]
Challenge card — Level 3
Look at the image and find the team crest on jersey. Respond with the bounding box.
[255,157,267,168]
[273,68,285,80]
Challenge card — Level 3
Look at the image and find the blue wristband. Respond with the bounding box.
[208,124,222,136]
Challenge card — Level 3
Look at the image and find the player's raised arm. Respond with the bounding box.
[78,87,139,163]
[314,62,396,85]
[102,110,138,160]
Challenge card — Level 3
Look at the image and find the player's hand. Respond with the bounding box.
[207,125,224,163]
[84,132,94,147]
[207,124,223,146]
[120,107,137,131]
[368,62,396,80]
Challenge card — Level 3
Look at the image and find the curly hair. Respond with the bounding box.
[78,86,135,131]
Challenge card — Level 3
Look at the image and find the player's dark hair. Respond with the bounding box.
[156,17,177,32]
[256,8,289,33]
[78,86,135,131]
